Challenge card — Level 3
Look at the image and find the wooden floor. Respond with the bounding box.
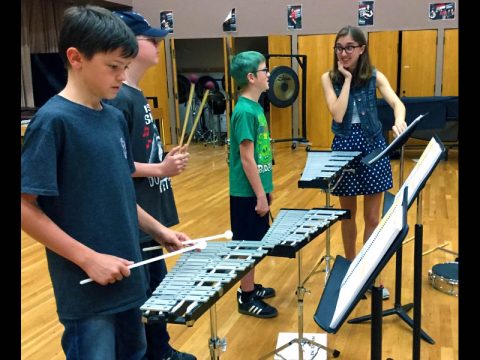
[21,142,458,360]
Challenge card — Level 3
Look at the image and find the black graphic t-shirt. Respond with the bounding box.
[108,84,179,242]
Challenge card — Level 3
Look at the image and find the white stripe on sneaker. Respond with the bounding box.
[256,290,265,297]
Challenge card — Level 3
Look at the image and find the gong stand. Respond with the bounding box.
[265,54,310,149]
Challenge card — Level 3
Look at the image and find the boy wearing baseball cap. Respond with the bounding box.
[109,11,194,360]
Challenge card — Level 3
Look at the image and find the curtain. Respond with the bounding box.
[21,0,67,108]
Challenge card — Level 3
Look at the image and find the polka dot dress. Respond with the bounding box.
[331,123,393,196]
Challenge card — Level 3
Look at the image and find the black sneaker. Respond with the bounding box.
[237,283,276,300]
[253,283,276,298]
[238,296,278,318]
[161,348,197,360]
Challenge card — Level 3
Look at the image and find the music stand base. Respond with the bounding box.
[260,251,339,360]
[293,139,311,151]
[259,332,339,359]
[271,138,311,151]
[347,303,435,344]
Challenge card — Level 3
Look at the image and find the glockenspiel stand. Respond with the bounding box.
[323,185,334,282]
[208,304,226,359]
[305,168,354,286]
[259,249,340,360]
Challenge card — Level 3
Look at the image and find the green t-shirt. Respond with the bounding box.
[229,96,273,196]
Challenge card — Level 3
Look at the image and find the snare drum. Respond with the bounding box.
[428,261,458,296]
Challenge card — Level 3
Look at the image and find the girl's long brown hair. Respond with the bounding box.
[330,25,373,88]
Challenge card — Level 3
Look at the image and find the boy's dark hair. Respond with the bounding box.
[330,25,373,88]
[58,5,138,68]
[230,51,266,89]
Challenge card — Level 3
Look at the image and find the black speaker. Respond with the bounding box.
[30,53,67,108]
[177,75,191,104]
[209,91,226,115]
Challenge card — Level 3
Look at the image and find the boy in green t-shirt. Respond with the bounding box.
[229,51,277,318]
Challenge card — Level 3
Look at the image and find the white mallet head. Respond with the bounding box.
[196,240,207,250]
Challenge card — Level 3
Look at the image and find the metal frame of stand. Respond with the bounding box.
[348,145,435,359]
[304,168,353,286]
[259,249,340,360]
[208,305,227,359]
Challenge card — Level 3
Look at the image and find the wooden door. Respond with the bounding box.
[442,29,458,96]
[268,35,292,142]
[138,38,172,145]
[298,34,336,149]
[368,31,400,97]
[400,30,437,96]
[169,38,182,143]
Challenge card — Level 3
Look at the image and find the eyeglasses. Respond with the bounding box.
[138,37,159,46]
[333,45,362,54]
[254,68,269,74]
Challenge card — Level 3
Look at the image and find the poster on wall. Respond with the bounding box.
[160,11,174,33]
[429,3,455,20]
[358,1,374,26]
[223,8,237,32]
[287,5,302,30]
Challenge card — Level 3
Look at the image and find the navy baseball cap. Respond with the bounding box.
[114,11,169,38]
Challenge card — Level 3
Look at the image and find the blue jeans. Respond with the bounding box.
[59,307,147,360]
[143,241,171,359]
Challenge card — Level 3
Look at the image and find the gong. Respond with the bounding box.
[267,66,299,108]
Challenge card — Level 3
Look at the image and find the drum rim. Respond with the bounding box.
[432,260,458,267]
[428,267,458,296]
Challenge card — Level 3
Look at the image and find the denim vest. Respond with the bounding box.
[331,69,382,142]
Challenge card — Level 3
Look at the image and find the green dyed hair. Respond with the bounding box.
[230,51,266,89]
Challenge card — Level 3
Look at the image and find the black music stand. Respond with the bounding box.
[360,113,428,336]
[299,110,426,286]
[348,136,446,359]
[361,112,428,166]
[314,189,409,360]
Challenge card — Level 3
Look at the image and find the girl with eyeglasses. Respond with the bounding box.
[321,25,407,300]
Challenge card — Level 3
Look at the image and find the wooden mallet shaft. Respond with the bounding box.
[179,83,195,147]
[186,89,210,147]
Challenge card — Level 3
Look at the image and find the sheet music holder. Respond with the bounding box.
[347,136,446,358]
[313,188,409,333]
[395,135,445,208]
[316,137,446,359]
[361,113,428,166]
